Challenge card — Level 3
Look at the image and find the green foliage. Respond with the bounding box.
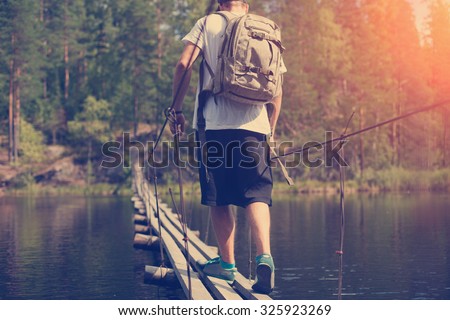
[68,95,112,145]
[1,0,450,190]
[9,171,37,190]
[77,95,111,121]
[360,167,450,191]
[19,119,46,164]
[86,159,94,186]
[8,182,132,195]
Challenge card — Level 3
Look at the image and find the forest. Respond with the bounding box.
[1,0,450,192]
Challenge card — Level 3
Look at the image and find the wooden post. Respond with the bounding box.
[134,214,149,225]
[134,225,151,235]
[133,234,160,251]
[134,201,145,210]
[144,266,179,287]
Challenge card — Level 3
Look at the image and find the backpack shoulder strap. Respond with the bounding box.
[200,12,236,79]
[213,11,233,23]
[199,57,214,89]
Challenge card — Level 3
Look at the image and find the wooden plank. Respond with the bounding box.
[133,162,270,300]
[146,211,213,300]
[144,192,241,299]
[157,200,272,300]
[155,204,243,300]
[141,181,154,231]
[156,199,271,300]
[134,173,213,300]
[145,211,212,299]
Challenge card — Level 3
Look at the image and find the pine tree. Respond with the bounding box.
[39,0,87,143]
[114,0,158,136]
[1,0,43,162]
[427,0,450,167]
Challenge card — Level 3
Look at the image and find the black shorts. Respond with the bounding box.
[198,129,273,208]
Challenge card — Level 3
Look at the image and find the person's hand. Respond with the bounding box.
[169,113,185,134]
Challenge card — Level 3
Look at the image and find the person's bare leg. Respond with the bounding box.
[246,202,271,256]
[247,201,274,293]
[210,205,236,264]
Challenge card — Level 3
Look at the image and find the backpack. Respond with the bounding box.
[206,12,285,105]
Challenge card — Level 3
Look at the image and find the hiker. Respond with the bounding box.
[170,0,286,294]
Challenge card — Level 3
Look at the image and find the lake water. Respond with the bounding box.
[1,193,449,300]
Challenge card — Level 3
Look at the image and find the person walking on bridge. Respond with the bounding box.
[170,0,286,294]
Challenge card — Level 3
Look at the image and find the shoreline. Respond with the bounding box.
[1,181,448,198]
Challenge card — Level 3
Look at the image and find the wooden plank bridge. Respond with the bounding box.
[130,160,272,300]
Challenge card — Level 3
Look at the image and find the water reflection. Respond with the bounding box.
[190,193,450,300]
[1,193,449,300]
[0,196,183,300]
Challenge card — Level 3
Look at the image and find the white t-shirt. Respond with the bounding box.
[182,12,286,135]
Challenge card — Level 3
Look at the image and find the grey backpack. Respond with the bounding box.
[207,12,285,105]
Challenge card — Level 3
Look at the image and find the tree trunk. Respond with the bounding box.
[8,57,15,163]
[40,0,44,21]
[41,0,48,100]
[64,40,69,100]
[77,50,84,94]
[52,128,57,145]
[134,95,138,138]
[359,106,364,179]
[424,122,430,169]
[43,74,48,100]
[87,139,92,186]
[14,67,21,160]
[443,111,448,168]
[84,55,88,85]
[64,0,69,101]
[156,5,162,79]
[133,42,138,138]
[391,101,402,166]
[156,2,163,121]
[391,103,397,166]
[397,102,402,166]
[373,109,379,166]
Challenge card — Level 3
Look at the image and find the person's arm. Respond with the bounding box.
[170,42,201,133]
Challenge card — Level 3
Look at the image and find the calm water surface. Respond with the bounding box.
[1,193,449,300]
[0,196,183,299]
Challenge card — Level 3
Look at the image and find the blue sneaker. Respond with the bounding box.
[196,257,236,282]
[252,254,275,294]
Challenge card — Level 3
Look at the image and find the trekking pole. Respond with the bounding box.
[172,118,193,299]
[271,99,450,160]
[151,12,214,153]
[336,112,354,300]
[266,102,295,185]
